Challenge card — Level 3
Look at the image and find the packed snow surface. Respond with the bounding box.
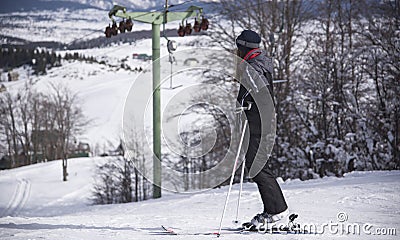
[0,157,399,239]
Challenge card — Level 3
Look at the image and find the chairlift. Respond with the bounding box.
[111,22,118,36]
[200,16,209,31]
[193,18,201,32]
[105,24,112,38]
[125,18,133,32]
[118,20,126,33]
[178,23,185,37]
[185,21,192,35]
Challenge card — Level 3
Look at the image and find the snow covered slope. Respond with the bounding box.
[0,157,111,218]
[2,57,138,150]
[0,157,398,239]
[2,35,213,150]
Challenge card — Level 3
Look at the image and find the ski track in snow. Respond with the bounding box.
[1,178,31,217]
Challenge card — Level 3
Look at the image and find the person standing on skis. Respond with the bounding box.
[235,29,289,229]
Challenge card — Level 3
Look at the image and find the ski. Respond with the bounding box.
[161,225,235,236]
[161,225,178,235]
[225,226,316,235]
[160,225,316,236]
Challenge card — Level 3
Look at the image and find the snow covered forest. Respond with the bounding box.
[210,0,399,180]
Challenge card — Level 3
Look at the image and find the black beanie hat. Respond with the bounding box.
[236,30,261,53]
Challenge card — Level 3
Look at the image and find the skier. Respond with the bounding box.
[235,30,289,229]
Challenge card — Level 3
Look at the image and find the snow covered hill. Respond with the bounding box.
[2,35,213,151]
[0,157,398,239]
[0,0,217,44]
[2,56,137,150]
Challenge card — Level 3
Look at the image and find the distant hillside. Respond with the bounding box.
[0,0,217,13]
[0,0,98,13]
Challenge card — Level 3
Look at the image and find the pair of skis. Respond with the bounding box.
[160,225,314,236]
[161,213,315,236]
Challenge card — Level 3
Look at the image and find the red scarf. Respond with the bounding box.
[241,48,261,63]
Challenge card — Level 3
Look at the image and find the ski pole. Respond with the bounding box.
[234,150,246,224]
[217,119,248,237]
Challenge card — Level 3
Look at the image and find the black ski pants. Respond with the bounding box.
[244,133,288,215]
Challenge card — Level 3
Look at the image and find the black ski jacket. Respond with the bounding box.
[237,49,274,135]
